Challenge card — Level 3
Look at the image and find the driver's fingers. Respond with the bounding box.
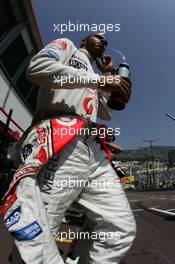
[118,80,131,101]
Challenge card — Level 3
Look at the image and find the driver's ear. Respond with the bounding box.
[80,39,86,47]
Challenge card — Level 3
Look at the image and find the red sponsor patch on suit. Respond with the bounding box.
[51,39,67,50]
[33,148,47,164]
[51,118,84,154]
[1,193,17,217]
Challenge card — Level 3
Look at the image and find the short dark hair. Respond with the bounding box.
[80,34,93,48]
[80,33,107,48]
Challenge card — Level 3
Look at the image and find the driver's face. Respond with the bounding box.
[83,34,108,58]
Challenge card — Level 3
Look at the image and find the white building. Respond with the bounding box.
[0,0,42,141]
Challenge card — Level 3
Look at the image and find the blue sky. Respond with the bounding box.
[32,0,175,149]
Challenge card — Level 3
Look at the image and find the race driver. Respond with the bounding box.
[2,33,136,264]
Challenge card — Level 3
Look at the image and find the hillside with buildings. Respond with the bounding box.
[118,146,175,162]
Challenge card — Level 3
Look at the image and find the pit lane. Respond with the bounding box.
[1,190,175,263]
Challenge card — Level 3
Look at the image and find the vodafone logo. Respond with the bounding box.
[83,97,93,115]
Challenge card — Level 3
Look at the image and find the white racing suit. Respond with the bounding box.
[2,38,136,264]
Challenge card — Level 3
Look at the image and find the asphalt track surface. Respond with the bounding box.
[122,190,175,264]
[1,190,175,264]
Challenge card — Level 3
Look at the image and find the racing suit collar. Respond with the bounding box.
[78,48,94,63]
